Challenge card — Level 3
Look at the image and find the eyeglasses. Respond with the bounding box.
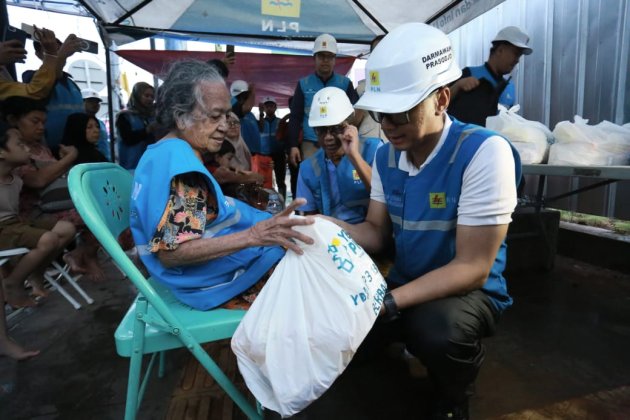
[314,123,347,137]
[368,110,411,126]
[366,88,444,126]
[227,120,240,127]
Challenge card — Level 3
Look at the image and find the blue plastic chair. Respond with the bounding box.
[68,163,261,420]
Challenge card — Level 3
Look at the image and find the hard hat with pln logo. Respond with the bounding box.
[355,22,462,113]
[313,33,338,55]
[308,87,354,127]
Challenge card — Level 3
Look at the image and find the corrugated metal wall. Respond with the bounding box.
[448,0,630,219]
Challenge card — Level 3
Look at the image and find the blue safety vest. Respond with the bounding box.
[96,119,111,161]
[467,65,516,109]
[376,119,521,313]
[300,73,351,142]
[301,137,381,223]
[130,138,284,310]
[241,112,262,154]
[260,117,282,155]
[117,111,154,170]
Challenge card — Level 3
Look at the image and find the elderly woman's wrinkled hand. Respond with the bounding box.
[249,198,315,254]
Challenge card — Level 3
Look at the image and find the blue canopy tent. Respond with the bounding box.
[5,0,507,160]
[7,0,507,52]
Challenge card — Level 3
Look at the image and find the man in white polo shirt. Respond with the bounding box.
[328,23,521,419]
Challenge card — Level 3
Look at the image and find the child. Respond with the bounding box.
[208,141,284,214]
[203,140,264,186]
[60,112,108,165]
[0,127,76,308]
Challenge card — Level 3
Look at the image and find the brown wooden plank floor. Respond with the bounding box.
[165,341,255,420]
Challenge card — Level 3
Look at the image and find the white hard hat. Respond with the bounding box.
[492,26,533,55]
[355,22,462,113]
[313,33,338,55]
[261,96,276,104]
[308,87,354,127]
[81,88,102,101]
[230,80,249,97]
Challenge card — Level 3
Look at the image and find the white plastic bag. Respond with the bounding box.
[550,116,630,165]
[231,217,386,417]
[485,105,553,164]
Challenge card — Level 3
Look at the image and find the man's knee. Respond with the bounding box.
[402,298,488,364]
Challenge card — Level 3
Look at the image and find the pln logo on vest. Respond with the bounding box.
[429,192,446,209]
[352,169,361,182]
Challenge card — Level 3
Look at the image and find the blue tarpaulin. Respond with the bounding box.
[8,0,505,55]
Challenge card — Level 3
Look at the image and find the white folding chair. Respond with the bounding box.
[0,247,93,310]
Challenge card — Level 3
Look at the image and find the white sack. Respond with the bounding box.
[551,116,630,165]
[512,141,548,165]
[486,105,553,164]
[231,217,386,417]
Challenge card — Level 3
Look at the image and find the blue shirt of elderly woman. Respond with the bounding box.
[129,60,313,310]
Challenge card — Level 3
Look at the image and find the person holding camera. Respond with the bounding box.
[22,37,84,156]
[0,27,81,101]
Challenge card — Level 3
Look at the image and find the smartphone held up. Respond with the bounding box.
[20,23,99,54]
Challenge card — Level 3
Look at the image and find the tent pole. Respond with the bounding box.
[149,38,159,91]
[105,41,117,163]
[351,0,388,33]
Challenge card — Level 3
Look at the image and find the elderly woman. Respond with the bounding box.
[224,111,253,171]
[130,60,313,311]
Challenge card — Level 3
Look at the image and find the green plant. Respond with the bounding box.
[556,210,630,235]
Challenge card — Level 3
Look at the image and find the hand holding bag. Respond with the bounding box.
[231,217,387,417]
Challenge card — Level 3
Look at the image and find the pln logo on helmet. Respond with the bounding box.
[369,71,381,92]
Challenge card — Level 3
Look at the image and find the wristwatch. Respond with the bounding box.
[382,291,400,322]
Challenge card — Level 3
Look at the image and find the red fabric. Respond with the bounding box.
[251,154,274,189]
[115,50,355,108]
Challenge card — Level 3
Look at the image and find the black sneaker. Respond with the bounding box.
[431,399,469,420]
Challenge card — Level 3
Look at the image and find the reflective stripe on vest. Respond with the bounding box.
[387,127,482,230]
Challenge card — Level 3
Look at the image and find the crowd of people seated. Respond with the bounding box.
[0,18,532,420]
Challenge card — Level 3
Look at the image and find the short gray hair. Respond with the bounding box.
[156,60,226,130]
